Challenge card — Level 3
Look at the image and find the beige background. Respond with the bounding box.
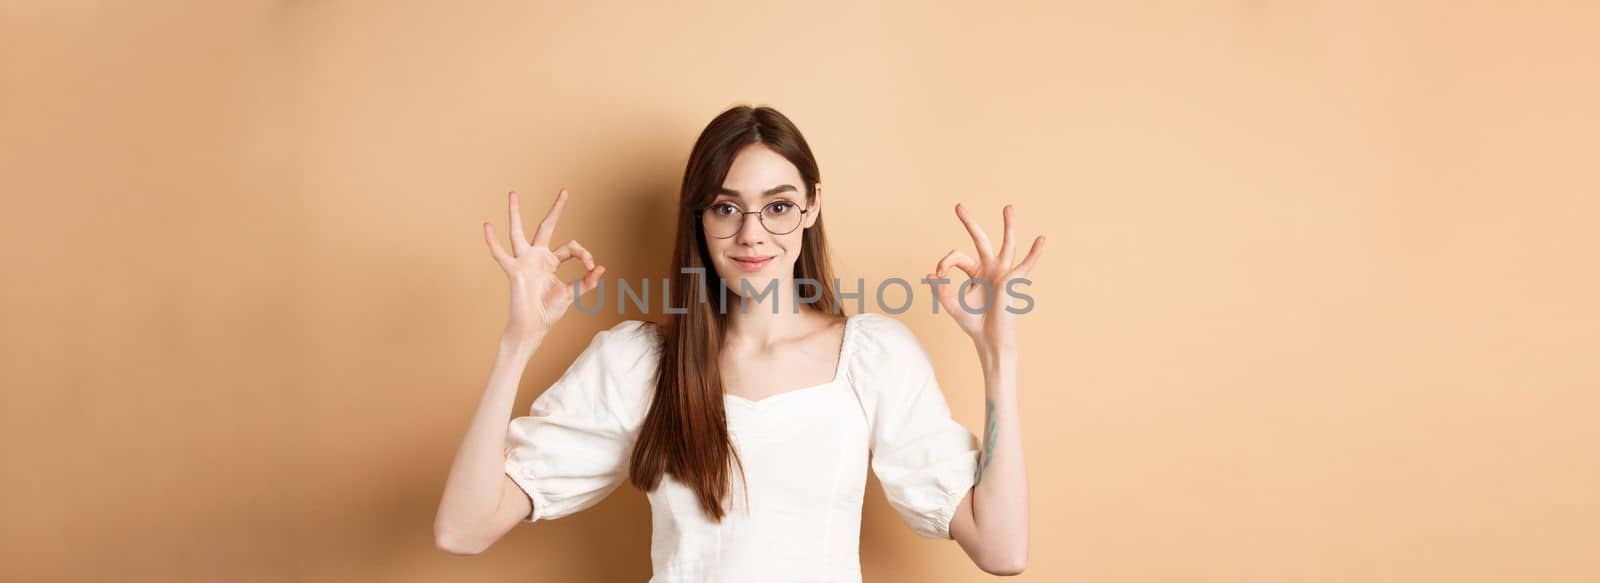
[3,1,1598,581]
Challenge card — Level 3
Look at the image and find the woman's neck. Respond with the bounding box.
[723,280,824,349]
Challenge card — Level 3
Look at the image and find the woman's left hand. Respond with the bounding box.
[927,203,1045,354]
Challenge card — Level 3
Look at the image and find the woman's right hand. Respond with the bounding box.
[482,189,605,344]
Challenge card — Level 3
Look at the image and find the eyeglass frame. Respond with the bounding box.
[696,200,812,239]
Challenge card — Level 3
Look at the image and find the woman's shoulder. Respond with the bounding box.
[588,319,664,369]
[598,318,662,343]
[848,312,927,352]
[551,320,662,422]
[845,312,935,378]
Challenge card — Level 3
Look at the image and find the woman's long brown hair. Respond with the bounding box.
[627,105,843,521]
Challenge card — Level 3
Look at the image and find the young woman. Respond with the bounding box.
[434,105,1044,581]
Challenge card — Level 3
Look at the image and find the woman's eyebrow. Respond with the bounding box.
[717,184,797,197]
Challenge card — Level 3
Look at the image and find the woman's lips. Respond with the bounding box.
[731,255,775,272]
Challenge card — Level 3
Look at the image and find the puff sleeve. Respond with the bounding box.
[852,313,980,540]
[503,320,661,523]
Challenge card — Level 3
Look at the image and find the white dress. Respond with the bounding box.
[503,312,980,582]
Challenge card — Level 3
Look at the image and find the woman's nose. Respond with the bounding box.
[734,212,766,244]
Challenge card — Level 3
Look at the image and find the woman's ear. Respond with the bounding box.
[805,184,822,228]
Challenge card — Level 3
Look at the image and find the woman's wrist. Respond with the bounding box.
[498,329,546,356]
[975,341,1019,375]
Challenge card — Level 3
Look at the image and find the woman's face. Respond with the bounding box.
[702,144,821,302]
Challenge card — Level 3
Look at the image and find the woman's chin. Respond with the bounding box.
[724,275,778,293]
[717,274,785,306]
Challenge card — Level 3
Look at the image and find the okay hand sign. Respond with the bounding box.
[482,189,605,343]
[927,203,1045,353]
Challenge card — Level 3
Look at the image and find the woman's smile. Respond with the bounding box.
[730,254,776,272]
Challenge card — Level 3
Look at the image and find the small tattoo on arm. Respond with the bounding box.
[975,396,998,485]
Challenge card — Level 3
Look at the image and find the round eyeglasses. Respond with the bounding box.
[699,200,809,239]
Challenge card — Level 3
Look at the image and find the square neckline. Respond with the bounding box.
[723,312,860,408]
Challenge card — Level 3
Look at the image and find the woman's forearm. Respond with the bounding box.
[968,345,1029,572]
[433,333,543,550]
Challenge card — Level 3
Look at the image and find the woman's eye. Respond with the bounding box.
[712,203,738,215]
[768,202,791,214]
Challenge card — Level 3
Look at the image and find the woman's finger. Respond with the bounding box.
[928,272,962,315]
[508,191,529,254]
[1010,235,1046,279]
[577,265,606,296]
[483,222,512,267]
[998,204,1016,264]
[955,203,996,260]
[531,188,569,248]
[552,239,595,270]
[936,249,982,281]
